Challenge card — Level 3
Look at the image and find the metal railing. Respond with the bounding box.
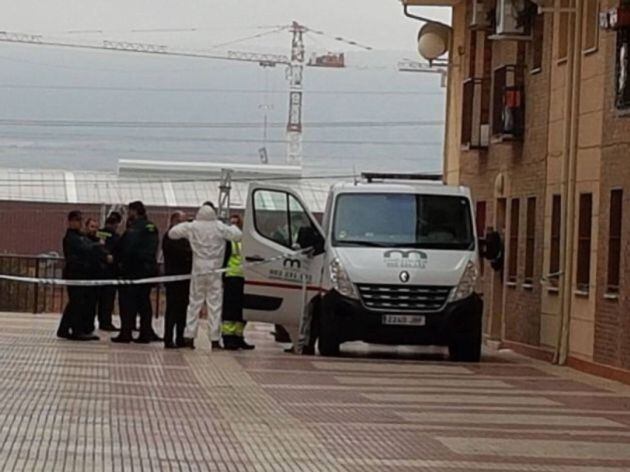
[0,254,165,316]
[492,65,525,139]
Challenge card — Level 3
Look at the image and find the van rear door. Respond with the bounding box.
[242,184,325,341]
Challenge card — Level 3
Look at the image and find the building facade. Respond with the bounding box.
[406,0,630,379]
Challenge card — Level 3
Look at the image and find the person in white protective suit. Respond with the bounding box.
[168,204,242,349]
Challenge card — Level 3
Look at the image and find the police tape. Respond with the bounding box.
[0,252,298,287]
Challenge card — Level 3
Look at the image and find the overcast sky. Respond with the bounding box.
[2,0,451,53]
[0,1,450,174]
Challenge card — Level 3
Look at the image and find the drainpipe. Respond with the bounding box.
[554,0,583,365]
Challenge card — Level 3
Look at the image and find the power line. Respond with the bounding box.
[0,83,443,96]
[204,26,288,50]
[0,118,443,129]
[0,173,361,186]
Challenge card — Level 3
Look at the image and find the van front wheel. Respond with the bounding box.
[318,310,341,357]
[448,336,481,362]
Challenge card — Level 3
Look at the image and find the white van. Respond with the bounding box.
[241,173,483,362]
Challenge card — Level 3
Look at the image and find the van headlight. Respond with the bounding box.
[330,258,359,299]
[448,261,479,303]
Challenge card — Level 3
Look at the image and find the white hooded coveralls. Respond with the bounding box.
[168,205,242,341]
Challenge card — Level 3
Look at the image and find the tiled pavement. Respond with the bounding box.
[1,312,630,471]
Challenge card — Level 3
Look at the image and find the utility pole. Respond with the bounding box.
[286,21,306,166]
[217,168,233,222]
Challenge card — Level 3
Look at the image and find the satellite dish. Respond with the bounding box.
[417,22,452,62]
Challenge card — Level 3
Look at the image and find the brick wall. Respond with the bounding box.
[0,201,201,256]
[458,11,553,347]
[594,9,630,369]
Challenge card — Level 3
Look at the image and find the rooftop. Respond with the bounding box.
[0,167,334,212]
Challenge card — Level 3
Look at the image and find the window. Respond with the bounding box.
[508,198,520,283]
[461,77,491,149]
[253,189,318,249]
[616,22,630,109]
[468,29,478,78]
[531,12,545,72]
[492,65,525,138]
[557,0,574,62]
[524,197,536,284]
[476,201,487,275]
[607,189,623,293]
[475,201,487,239]
[550,195,562,283]
[583,0,599,53]
[332,193,474,250]
[576,193,593,292]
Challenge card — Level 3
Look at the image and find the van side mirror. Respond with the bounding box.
[297,226,325,256]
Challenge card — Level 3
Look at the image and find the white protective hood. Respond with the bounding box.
[168,205,242,274]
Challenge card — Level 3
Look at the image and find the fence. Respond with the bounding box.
[0,254,166,317]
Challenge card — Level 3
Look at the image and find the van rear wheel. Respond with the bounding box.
[318,310,340,357]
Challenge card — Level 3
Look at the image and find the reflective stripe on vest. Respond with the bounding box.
[226,241,244,278]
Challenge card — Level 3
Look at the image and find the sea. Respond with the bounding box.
[0,45,445,177]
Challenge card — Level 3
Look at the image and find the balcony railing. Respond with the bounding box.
[492,65,525,139]
[0,254,166,316]
[461,77,491,150]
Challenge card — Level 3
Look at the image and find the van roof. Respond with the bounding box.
[330,181,472,198]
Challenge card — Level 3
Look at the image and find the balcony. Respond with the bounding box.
[492,65,525,140]
[461,77,490,150]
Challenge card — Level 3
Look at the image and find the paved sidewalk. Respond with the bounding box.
[1,312,630,471]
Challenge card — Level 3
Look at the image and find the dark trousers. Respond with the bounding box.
[222,277,245,323]
[84,286,116,332]
[58,286,87,336]
[83,287,98,333]
[97,286,116,327]
[119,284,153,340]
[164,280,190,345]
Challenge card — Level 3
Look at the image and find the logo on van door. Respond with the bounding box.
[267,257,312,284]
[283,258,302,269]
[383,249,428,269]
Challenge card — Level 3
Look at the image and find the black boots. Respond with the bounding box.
[223,335,255,351]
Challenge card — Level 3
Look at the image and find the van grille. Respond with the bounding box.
[356,284,453,312]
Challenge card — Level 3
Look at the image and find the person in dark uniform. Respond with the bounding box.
[57,211,100,341]
[83,217,112,335]
[162,211,193,349]
[96,212,122,331]
[221,215,255,351]
[112,201,160,344]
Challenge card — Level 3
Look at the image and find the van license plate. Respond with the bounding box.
[382,315,426,326]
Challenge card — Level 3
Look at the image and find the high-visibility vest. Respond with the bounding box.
[226,241,244,278]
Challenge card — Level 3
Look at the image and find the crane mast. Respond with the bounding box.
[286,22,306,166]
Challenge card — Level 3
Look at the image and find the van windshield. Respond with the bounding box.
[332,193,474,250]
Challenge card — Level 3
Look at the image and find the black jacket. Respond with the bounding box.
[97,226,120,277]
[86,234,111,278]
[62,229,97,279]
[162,230,193,276]
[97,226,121,254]
[117,217,159,278]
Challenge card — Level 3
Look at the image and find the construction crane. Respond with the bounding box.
[0,24,443,164]
[398,59,448,87]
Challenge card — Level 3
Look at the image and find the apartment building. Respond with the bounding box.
[404,0,630,380]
